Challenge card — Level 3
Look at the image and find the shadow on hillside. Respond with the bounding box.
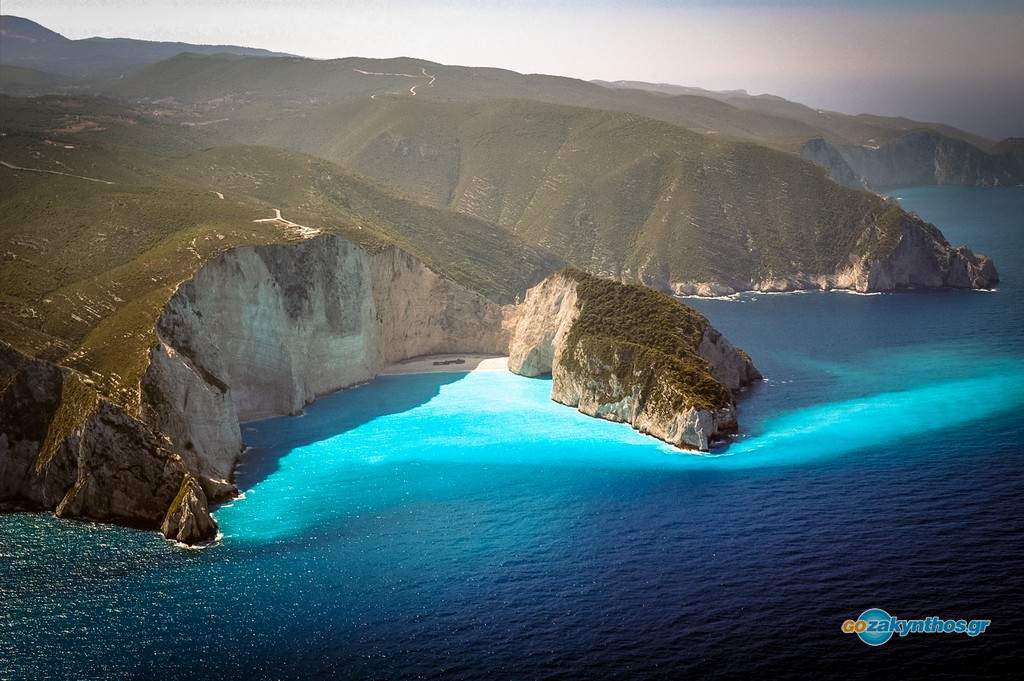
[230,371,470,495]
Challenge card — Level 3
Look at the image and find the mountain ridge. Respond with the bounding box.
[0,15,292,81]
[4,16,1017,190]
[95,51,1024,190]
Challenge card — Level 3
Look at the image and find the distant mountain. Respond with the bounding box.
[595,79,1023,188]
[801,133,1023,190]
[101,52,1024,190]
[0,15,291,82]
[4,15,1015,191]
[103,53,826,149]
[594,80,996,151]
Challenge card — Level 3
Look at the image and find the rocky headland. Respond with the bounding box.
[668,210,998,297]
[801,133,1024,191]
[507,270,760,451]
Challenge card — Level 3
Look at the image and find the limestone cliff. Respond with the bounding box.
[2,235,507,543]
[1,224,991,541]
[866,220,999,290]
[670,211,998,297]
[509,271,760,451]
[0,343,211,541]
[801,133,1024,190]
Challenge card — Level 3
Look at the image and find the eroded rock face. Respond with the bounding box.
[867,220,999,291]
[698,327,763,392]
[669,215,998,297]
[0,343,203,538]
[3,235,509,544]
[552,338,742,451]
[800,133,1024,190]
[507,275,580,377]
[507,272,759,451]
[160,475,217,545]
[150,238,507,425]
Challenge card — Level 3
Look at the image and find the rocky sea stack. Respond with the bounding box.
[508,270,760,451]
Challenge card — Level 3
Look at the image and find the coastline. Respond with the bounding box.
[379,354,509,375]
[235,355,509,424]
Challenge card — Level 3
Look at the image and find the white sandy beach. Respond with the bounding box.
[379,354,509,375]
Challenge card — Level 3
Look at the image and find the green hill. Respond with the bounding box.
[0,65,74,95]
[594,80,997,151]
[106,52,1010,155]
[5,15,1009,182]
[0,96,561,405]
[193,95,911,288]
[103,52,1019,189]
[104,53,822,150]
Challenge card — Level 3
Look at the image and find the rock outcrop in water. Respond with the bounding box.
[1,235,507,543]
[865,219,999,290]
[508,271,760,451]
[0,345,209,538]
[801,133,1024,190]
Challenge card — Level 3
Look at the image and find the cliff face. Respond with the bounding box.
[509,272,759,451]
[148,237,505,421]
[2,235,507,543]
[799,138,869,191]
[505,276,580,378]
[671,213,998,297]
[0,344,211,542]
[867,220,999,290]
[801,133,1024,190]
[0,224,994,541]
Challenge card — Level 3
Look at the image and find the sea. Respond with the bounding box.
[1,186,1022,680]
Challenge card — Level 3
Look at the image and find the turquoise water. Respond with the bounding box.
[2,186,1022,679]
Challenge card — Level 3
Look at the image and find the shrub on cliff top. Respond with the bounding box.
[559,269,739,414]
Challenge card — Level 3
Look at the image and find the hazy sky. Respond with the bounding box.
[6,0,1023,138]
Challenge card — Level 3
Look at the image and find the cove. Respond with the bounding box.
[2,186,1022,679]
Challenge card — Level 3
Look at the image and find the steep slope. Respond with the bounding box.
[103,51,1018,190]
[212,96,998,294]
[508,270,759,450]
[801,133,1023,189]
[0,344,214,543]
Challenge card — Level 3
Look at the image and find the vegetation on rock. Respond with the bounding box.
[560,269,737,414]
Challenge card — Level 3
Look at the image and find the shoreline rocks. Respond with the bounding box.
[509,270,760,451]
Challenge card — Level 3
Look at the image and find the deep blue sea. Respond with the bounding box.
[2,186,1022,680]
